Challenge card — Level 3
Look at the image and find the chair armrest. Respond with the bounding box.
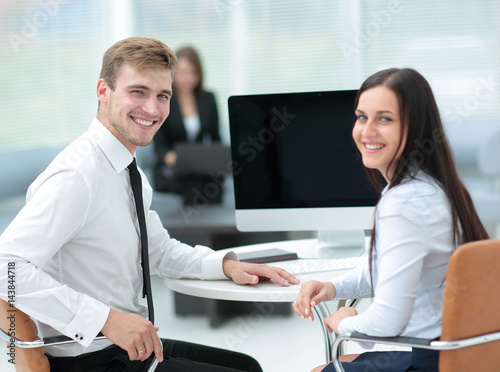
[349,331,434,346]
[331,332,434,372]
[331,331,500,372]
[1,327,107,349]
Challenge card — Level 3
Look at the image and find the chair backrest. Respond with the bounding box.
[0,299,50,372]
[440,239,500,372]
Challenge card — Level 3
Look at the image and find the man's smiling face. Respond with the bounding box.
[97,63,173,154]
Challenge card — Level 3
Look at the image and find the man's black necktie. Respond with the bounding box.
[128,158,154,324]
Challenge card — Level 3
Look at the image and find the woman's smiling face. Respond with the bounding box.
[352,85,406,182]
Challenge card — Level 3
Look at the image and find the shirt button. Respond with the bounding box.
[75,333,84,341]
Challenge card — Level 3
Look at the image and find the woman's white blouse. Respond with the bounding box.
[183,113,201,142]
[331,172,454,339]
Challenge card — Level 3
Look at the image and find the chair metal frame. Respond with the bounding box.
[314,298,361,363]
[0,324,159,371]
[331,330,500,372]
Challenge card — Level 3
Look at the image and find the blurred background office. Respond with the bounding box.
[1,1,499,225]
[0,1,499,370]
[153,46,224,205]
[1,1,499,224]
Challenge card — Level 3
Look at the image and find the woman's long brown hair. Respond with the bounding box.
[356,68,489,292]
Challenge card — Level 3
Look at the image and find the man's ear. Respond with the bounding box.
[96,78,110,104]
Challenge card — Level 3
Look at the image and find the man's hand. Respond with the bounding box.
[323,306,358,334]
[223,259,300,286]
[293,280,336,322]
[101,309,163,362]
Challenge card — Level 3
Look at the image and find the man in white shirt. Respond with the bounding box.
[0,37,298,372]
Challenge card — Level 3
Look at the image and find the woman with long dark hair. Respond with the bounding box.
[293,68,489,372]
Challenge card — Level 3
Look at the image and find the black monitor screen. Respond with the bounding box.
[228,90,380,209]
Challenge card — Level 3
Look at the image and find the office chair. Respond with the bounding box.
[0,299,159,372]
[330,238,500,372]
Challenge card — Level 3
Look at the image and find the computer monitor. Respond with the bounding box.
[227,90,380,258]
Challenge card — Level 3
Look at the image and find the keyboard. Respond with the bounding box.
[268,256,365,275]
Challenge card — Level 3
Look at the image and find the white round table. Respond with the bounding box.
[165,239,358,362]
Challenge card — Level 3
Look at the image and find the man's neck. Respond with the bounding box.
[96,112,137,155]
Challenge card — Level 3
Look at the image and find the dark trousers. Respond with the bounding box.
[47,339,262,372]
[322,348,439,372]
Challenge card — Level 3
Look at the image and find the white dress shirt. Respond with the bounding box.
[331,171,454,340]
[0,118,234,357]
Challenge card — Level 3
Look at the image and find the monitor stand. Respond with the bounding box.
[312,230,367,259]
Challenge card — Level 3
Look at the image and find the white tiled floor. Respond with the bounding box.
[0,276,393,372]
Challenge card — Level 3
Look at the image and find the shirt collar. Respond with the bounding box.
[381,169,429,196]
[89,117,134,173]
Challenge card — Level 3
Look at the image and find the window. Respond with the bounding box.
[0,0,111,149]
[135,0,500,142]
[1,0,499,149]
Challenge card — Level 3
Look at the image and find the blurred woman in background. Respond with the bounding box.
[153,46,222,204]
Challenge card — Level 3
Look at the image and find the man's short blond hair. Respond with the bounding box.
[100,37,177,90]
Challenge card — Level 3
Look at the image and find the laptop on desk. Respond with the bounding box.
[172,143,232,177]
